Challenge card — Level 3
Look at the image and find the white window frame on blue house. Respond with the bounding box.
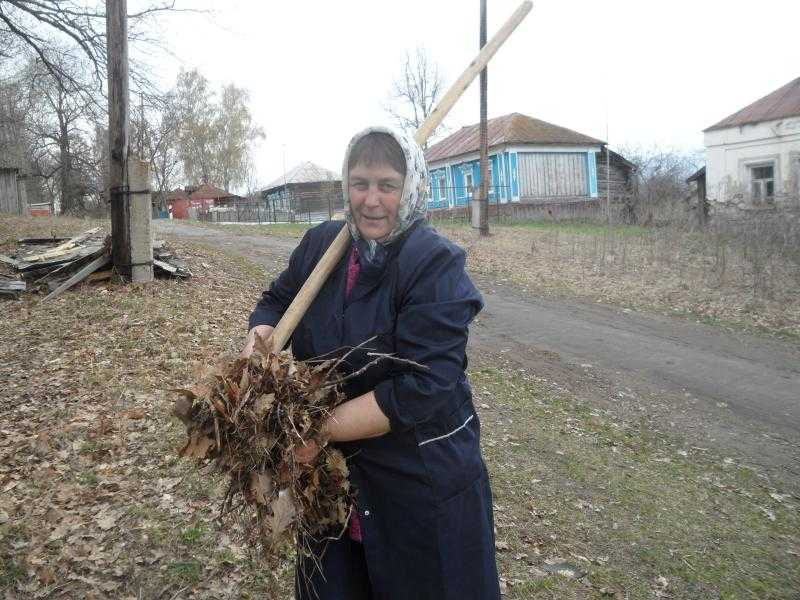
[464,170,474,197]
[438,175,447,201]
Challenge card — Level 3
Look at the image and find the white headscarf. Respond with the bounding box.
[342,126,429,259]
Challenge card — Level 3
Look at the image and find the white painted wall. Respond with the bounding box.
[705,117,800,204]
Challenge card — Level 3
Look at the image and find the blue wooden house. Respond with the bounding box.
[425,113,635,210]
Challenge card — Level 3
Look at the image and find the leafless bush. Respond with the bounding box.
[616,144,703,227]
[710,210,800,301]
[444,204,800,337]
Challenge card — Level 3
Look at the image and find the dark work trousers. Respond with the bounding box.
[295,535,372,600]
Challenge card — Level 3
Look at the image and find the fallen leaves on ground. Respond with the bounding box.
[0,216,292,598]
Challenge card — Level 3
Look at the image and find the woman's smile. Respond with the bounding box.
[348,163,404,241]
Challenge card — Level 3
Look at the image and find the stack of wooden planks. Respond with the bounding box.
[0,228,191,300]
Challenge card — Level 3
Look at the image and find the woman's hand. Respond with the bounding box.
[293,393,391,463]
[241,325,275,358]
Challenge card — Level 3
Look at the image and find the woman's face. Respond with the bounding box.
[348,162,404,241]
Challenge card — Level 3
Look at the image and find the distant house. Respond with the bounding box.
[261,161,342,221]
[424,113,636,210]
[189,183,242,210]
[165,184,242,219]
[704,76,800,206]
[164,189,189,218]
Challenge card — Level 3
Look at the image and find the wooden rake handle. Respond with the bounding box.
[269,1,533,352]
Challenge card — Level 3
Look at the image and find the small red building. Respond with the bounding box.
[166,184,242,219]
[29,203,53,217]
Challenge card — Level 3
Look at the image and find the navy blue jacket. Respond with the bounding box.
[249,220,499,600]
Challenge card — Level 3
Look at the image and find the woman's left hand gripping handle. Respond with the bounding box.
[241,325,275,359]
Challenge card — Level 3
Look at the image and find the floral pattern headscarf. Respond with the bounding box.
[342,126,429,261]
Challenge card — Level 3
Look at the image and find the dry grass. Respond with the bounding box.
[438,222,800,341]
[2,216,798,599]
[473,357,800,599]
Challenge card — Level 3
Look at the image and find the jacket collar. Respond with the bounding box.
[345,219,423,304]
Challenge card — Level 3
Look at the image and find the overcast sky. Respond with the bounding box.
[153,0,800,188]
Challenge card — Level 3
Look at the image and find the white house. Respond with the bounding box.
[704,77,800,206]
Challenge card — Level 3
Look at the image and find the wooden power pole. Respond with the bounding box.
[107,0,152,283]
[478,0,490,236]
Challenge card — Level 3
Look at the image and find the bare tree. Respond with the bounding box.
[213,83,264,191]
[0,1,198,216]
[174,69,264,192]
[0,74,28,166]
[174,68,216,185]
[241,157,261,201]
[0,0,185,92]
[140,91,182,198]
[386,47,444,144]
[21,52,101,213]
[616,144,702,223]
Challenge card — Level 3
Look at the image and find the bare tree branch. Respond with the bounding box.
[0,0,200,94]
[385,47,446,146]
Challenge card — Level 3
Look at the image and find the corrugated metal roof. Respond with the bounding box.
[425,113,604,163]
[263,161,340,192]
[705,77,800,131]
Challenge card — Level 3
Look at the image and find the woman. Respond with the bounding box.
[244,127,499,600]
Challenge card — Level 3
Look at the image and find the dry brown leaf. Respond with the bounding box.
[123,408,146,420]
[250,472,273,505]
[48,524,70,542]
[325,450,348,477]
[268,489,296,542]
[179,432,214,459]
[255,393,275,418]
[94,415,114,436]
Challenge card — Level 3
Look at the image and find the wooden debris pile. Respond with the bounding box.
[0,228,191,299]
[153,239,192,278]
[0,228,108,299]
[173,340,353,555]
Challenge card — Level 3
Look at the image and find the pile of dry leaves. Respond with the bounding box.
[172,337,353,557]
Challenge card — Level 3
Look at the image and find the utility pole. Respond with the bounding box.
[478,0,490,236]
[107,0,152,282]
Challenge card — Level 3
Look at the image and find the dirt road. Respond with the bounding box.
[157,221,800,482]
